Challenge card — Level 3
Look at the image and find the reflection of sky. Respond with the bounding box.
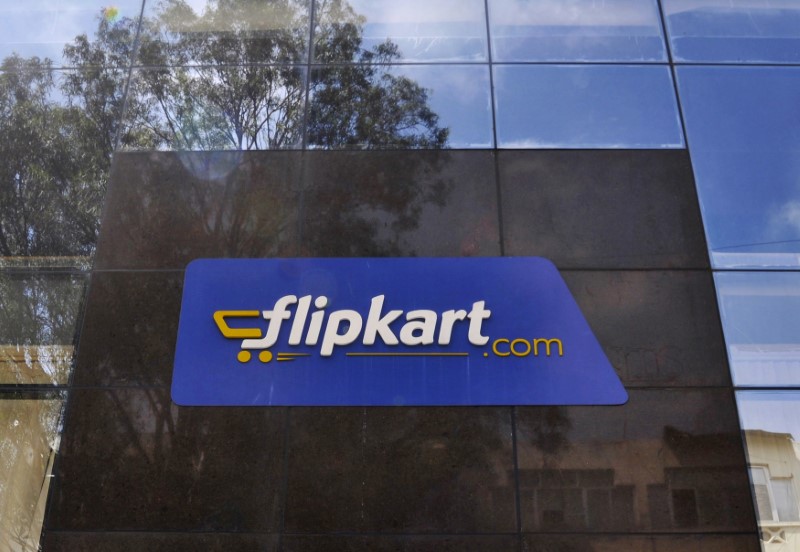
[489,0,666,61]
[388,65,493,148]
[677,66,800,269]
[716,272,800,386]
[346,0,488,62]
[494,65,684,149]
[738,392,800,441]
[0,1,142,66]
[663,0,800,63]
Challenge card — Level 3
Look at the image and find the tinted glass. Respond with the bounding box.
[677,66,800,269]
[716,272,800,387]
[309,65,492,149]
[314,0,488,63]
[0,1,141,67]
[663,0,800,63]
[489,0,667,62]
[494,65,684,149]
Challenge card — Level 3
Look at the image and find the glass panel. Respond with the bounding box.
[0,64,123,268]
[309,65,492,149]
[677,67,800,269]
[663,0,800,64]
[489,0,667,62]
[0,393,64,552]
[138,0,310,66]
[494,65,684,149]
[716,272,800,387]
[121,66,306,151]
[0,1,141,67]
[314,0,488,63]
[0,272,86,385]
[737,392,800,532]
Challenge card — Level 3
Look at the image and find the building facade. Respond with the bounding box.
[1,0,799,550]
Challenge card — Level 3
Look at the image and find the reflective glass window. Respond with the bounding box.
[738,392,800,528]
[489,0,667,62]
[309,65,493,149]
[122,66,307,151]
[663,0,800,64]
[677,66,800,269]
[716,272,800,387]
[494,65,684,149]
[0,272,86,385]
[314,0,488,63]
[138,0,311,65]
[0,67,121,267]
[0,1,141,67]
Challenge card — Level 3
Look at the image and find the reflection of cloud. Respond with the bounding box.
[771,200,800,235]
[490,0,659,26]
[665,0,800,17]
[351,0,483,24]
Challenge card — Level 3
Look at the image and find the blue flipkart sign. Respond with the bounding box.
[172,257,627,406]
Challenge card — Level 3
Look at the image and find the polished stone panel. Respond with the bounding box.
[562,270,729,387]
[43,532,278,552]
[517,389,756,533]
[284,407,515,533]
[71,271,182,387]
[48,389,286,532]
[523,533,760,551]
[283,535,519,551]
[95,151,500,268]
[499,150,708,269]
[94,152,304,270]
[300,151,500,257]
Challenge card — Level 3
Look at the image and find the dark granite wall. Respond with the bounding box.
[41,150,761,551]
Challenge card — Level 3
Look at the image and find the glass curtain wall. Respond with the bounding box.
[666,1,800,550]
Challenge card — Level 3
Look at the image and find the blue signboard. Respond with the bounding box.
[172,257,627,406]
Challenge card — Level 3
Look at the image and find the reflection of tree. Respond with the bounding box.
[518,407,572,460]
[0,0,450,261]
[127,0,448,150]
[0,274,85,384]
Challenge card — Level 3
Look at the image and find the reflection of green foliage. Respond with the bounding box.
[0,0,449,259]
[0,57,109,260]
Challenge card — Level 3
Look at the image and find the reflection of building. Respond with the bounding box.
[747,430,800,550]
[518,427,751,532]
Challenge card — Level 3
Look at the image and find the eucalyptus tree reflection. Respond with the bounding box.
[0,273,86,385]
[0,57,114,264]
[128,0,449,150]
